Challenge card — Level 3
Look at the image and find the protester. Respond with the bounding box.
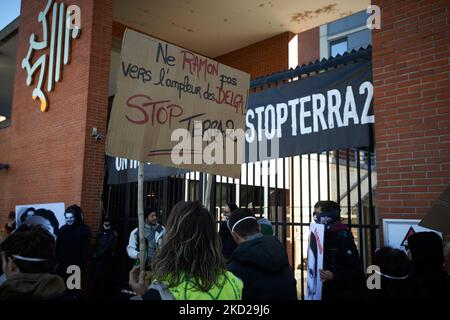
[127,207,165,268]
[90,220,118,299]
[218,203,238,260]
[313,200,365,300]
[55,205,91,283]
[408,232,450,299]
[128,200,243,300]
[227,208,297,300]
[0,225,66,299]
[369,247,413,300]
[4,211,16,235]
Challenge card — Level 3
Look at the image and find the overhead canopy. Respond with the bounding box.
[113,0,370,57]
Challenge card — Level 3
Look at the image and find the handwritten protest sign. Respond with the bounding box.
[106,29,250,178]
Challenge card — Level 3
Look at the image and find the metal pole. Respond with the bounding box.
[203,173,213,211]
[308,154,311,222]
[368,148,376,259]
[282,158,287,247]
[356,149,364,264]
[259,161,263,218]
[326,151,330,200]
[346,149,351,226]
[299,155,304,300]
[290,157,295,275]
[336,150,341,203]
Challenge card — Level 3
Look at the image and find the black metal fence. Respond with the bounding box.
[104,148,377,299]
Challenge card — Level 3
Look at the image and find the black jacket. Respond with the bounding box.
[219,221,237,260]
[92,229,118,260]
[56,224,92,275]
[228,234,297,300]
[322,222,366,300]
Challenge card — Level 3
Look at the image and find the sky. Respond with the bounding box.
[0,0,21,31]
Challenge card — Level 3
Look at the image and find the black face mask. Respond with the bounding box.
[313,210,340,227]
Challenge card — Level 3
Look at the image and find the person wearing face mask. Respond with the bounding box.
[313,200,365,300]
[55,205,92,288]
[89,220,118,299]
[369,247,413,301]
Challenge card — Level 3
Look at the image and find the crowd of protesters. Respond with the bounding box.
[0,200,448,300]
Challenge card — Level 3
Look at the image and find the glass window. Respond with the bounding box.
[330,38,348,57]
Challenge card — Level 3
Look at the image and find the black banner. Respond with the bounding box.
[245,60,374,162]
[107,156,188,185]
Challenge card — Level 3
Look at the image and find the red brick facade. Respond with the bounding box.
[372,0,450,242]
[0,0,112,233]
[297,27,320,66]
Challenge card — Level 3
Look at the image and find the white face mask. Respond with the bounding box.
[65,213,75,225]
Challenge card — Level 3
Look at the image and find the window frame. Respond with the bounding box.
[329,37,348,58]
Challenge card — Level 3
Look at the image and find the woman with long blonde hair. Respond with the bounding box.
[129,200,243,300]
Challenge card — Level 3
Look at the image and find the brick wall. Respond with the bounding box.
[215,32,294,79]
[0,126,12,238]
[80,0,112,233]
[0,0,112,234]
[372,0,450,249]
[298,27,320,66]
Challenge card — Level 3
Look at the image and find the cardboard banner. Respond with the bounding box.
[419,185,450,234]
[245,59,374,161]
[306,223,325,300]
[106,29,250,178]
